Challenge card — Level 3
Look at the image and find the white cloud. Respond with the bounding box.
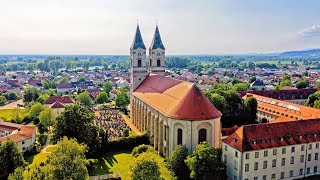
[298,25,320,37]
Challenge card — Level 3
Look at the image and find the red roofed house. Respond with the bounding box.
[222,118,320,180]
[44,96,75,118]
[129,25,222,157]
[0,122,36,153]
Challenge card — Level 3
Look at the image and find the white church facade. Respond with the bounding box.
[129,24,222,157]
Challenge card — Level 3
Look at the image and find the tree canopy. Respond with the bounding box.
[130,152,161,180]
[115,88,130,110]
[52,104,101,156]
[0,140,26,180]
[77,91,92,107]
[166,145,190,180]
[185,142,226,180]
[295,80,309,89]
[95,91,109,104]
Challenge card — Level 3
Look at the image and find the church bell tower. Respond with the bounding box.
[149,25,165,76]
[130,24,148,92]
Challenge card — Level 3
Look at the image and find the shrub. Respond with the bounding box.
[122,128,129,137]
[104,133,150,151]
[166,145,190,180]
[130,152,161,180]
[131,144,154,157]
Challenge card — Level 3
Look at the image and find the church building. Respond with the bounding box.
[130,24,222,157]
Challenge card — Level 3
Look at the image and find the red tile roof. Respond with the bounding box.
[50,101,65,108]
[0,123,36,143]
[223,118,320,152]
[133,74,221,120]
[239,89,317,100]
[44,96,74,104]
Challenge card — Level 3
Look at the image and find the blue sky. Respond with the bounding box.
[0,0,319,54]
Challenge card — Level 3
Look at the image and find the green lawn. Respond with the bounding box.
[0,109,28,121]
[88,150,172,180]
[25,146,55,166]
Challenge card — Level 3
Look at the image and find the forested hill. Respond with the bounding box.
[280,49,320,57]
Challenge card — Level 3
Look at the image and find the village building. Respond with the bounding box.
[222,119,320,180]
[129,24,222,157]
[0,122,36,153]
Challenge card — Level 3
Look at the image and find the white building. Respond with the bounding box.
[0,122,36,153]
[129,24,222,157]
[222,119,320,180]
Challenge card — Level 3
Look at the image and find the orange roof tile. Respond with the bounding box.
[133,74,221,120]
[244,94,320,120]
[223,118,320,152]
[0,124,35,143]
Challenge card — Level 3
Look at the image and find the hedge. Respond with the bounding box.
[104,133,150,151]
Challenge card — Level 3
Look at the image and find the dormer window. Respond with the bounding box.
[287,135,293,140]
[297,134,302,139]
[305,133,310,138]
[252,140,256,145]
[232,138,237,142]
[260,138,266,143]
[270,137,275,142]
[279,137,284,141]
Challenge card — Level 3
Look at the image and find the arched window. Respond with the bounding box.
[177,128,183,145]
[157,59,161,67]
[149,59,152,67]
[137,59,142,67]
[138,52,142,57]
[157,52,160,56]
[198,128,207,144]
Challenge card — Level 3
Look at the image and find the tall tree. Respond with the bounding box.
[95,92,109,104]
[29,102,45,118]
[77,91,92,107]
[45,137,89,180]
[130,152,161,180]
[52,104,100,156]
[244,96,258,123]
[185,142,227,180]
[166,145,190,180]
[103,81,113,94]
[0,140,26,179]
[115,88,130,110]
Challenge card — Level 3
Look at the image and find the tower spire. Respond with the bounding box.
[149,25,165,50]
[130,23,146,50]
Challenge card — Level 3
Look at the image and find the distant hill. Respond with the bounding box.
[280,49,320,57]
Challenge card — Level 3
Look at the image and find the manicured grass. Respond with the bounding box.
[25,151,50,166]
[88,150,172,180]
[0,109,28,121]
[25,146,56,166]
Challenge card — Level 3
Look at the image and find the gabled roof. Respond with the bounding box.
[239,89,317,100]
[50,101,65,108]
[130,24,146,50]
[57,83,73,89]
[133,74,221,120]
[44,96,74,104]
[0,123,36,143]
[223,118,320,152]
[149,26,165,50]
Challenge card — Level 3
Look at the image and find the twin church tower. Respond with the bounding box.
[130,24,166,91]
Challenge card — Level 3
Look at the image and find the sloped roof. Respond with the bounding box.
[244,93,320,120]
[133,74,221,120]
[51,101,65,108]
[149,26,165,50]
[57,83,73,89]
[0,124,36,143]
[130,24,146,50]
[44,96,74,104]
[239,89,317,100]
[223,118,320,152]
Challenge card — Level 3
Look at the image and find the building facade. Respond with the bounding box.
[222,119,320,180]
[130,24,222,157]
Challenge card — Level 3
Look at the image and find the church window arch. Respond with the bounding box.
[198,128,207,144]
[137,59,142,67]
[138,52,142,57]
[157,59,161,67]
[150,59,152,67]
[177,128,183,145]
[157,52,160,56]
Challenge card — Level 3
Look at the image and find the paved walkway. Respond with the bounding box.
[120,112,142,135]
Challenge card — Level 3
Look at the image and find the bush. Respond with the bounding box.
[130,152,161,180]
[104,133,150,151]
[38,134,48,146]
[122,128,129,137]
[131,144,154,157]
[166,145,190,180]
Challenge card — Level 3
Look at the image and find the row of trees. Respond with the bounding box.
[130,143,227,180]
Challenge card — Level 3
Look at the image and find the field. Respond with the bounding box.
[0,109,28,121]
[88,150,172,180]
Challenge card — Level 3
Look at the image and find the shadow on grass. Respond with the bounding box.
[88,150,131,176]
[25,154,35,165]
